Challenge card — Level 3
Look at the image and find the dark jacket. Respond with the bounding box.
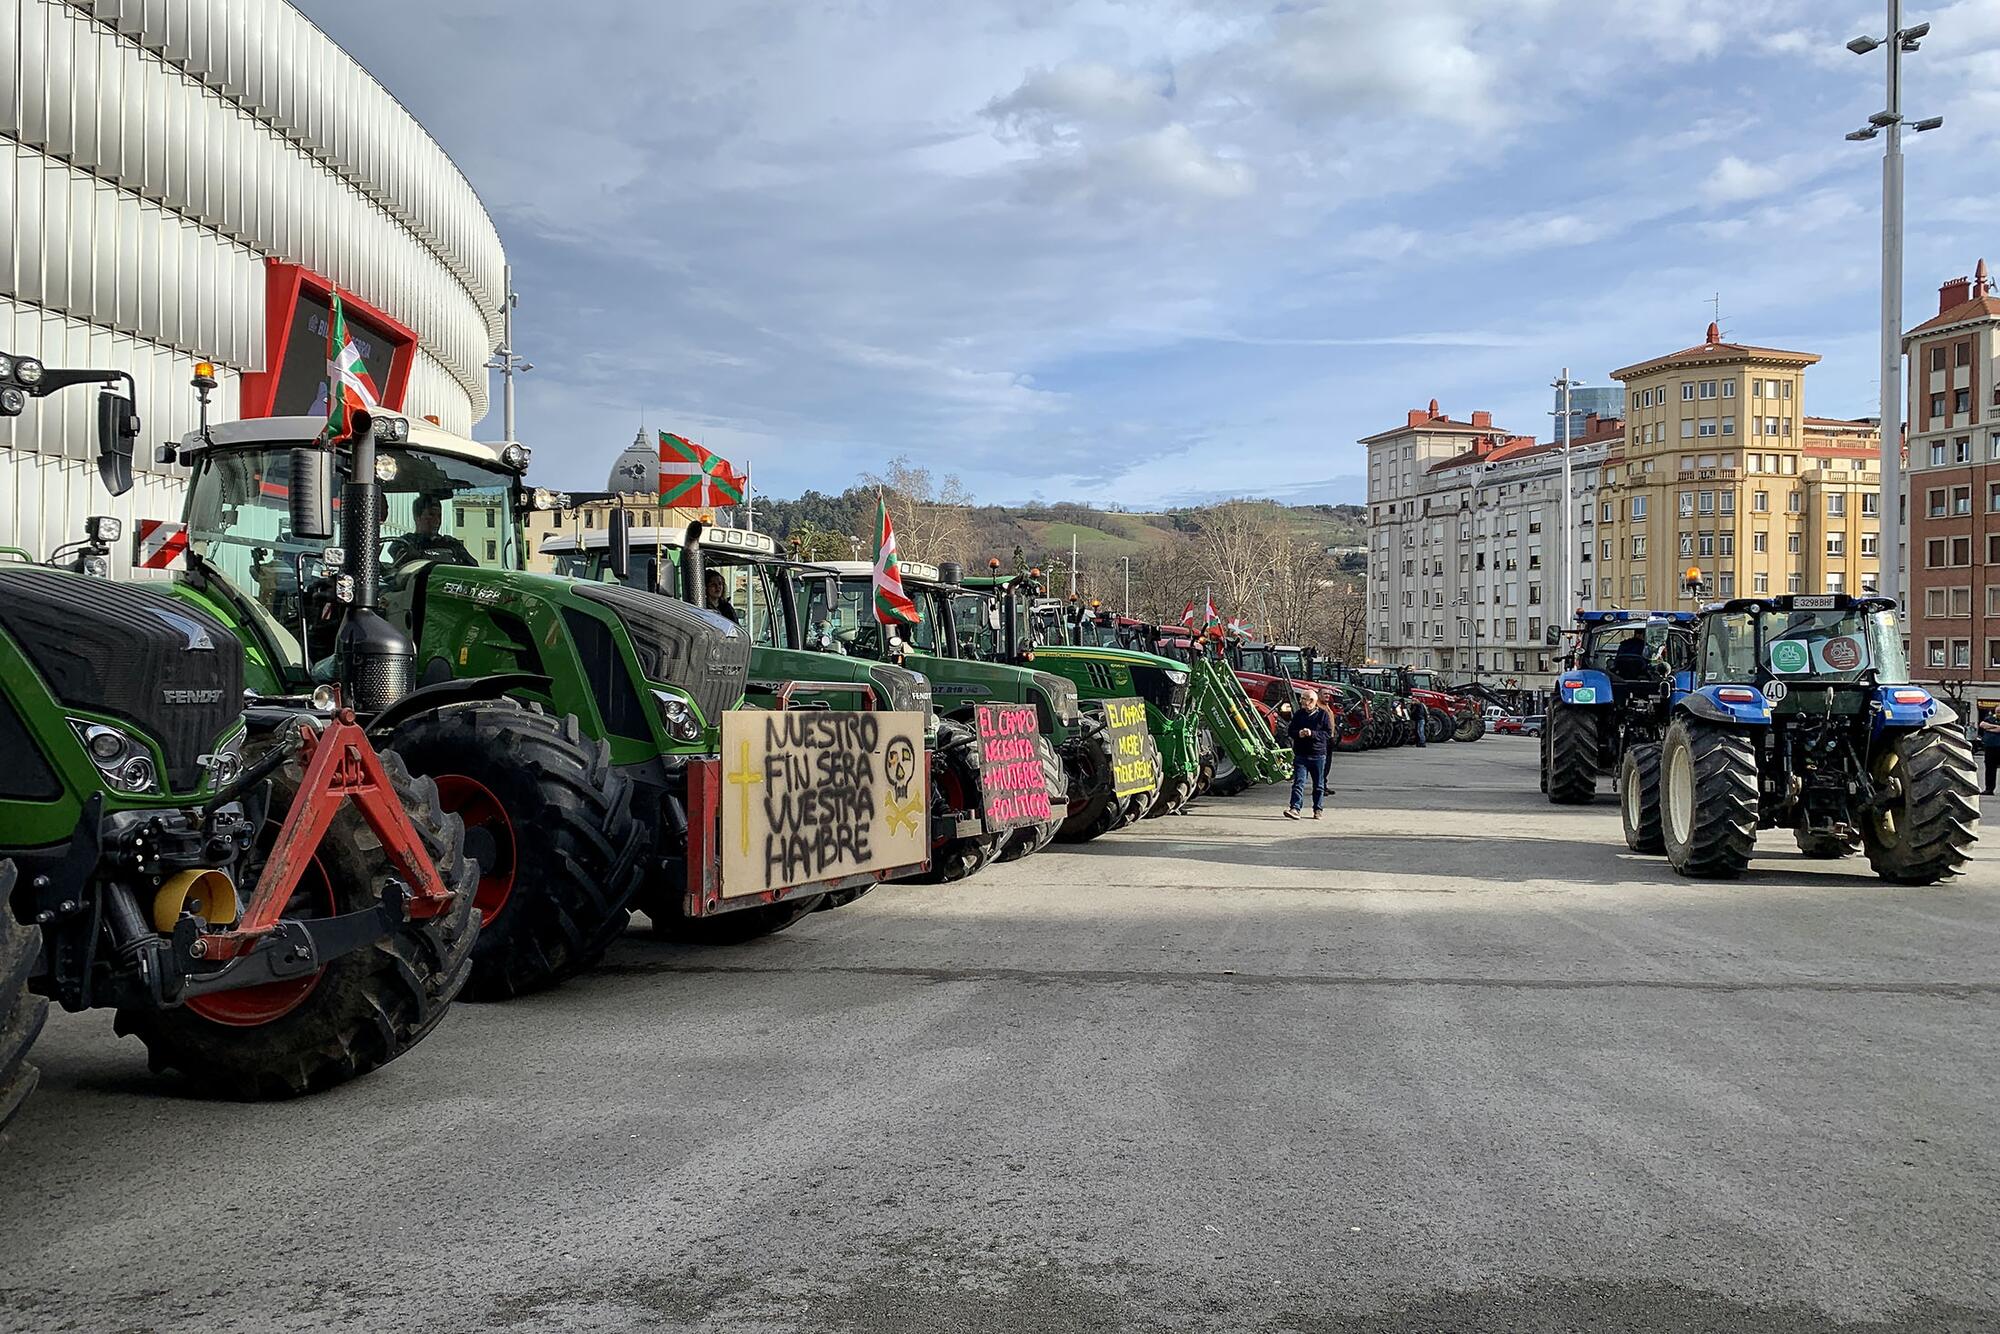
[1288,706,1333,759]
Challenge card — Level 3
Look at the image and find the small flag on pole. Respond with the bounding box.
[1181,600,1196,628]
[872,493,920,626]
[324,288,380,442]
[658,432,747,509]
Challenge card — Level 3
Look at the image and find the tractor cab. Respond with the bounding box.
[1690,595,1907,710]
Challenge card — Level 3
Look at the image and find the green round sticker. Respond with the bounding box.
[1769,640,1810,674]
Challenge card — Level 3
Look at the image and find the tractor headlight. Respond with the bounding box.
[652,690,704,742]
[0,355,12,381]
[374,415,410,444]
[86,515,122,544]
[13,356,43,387]
[81,554,111,579]
[0,386,23,416]
[197,729,246,787]
[502,443,532,472]
[374,453,400,481]
[1165,670,1189,686]
[69,721,161,793]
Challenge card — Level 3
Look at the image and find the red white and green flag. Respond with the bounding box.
[1202,594,1220,629]
[1180,600,1196,627]
[1226,615,1251,637]
[324,288,379,441]
[658,431,747,509]
[872,493,920,626]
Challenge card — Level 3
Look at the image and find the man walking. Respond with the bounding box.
[1408,695,1428,747]
[1978,703,2000,795]
[1285,688,1333,820]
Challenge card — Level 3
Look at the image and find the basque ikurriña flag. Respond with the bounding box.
[324,289,380,441]
[658,431,747,509]
[872,493,920,626]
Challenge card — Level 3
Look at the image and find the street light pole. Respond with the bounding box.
[1846,3,1943,605]
[1551,368,1580,628]
[486,263,533,442]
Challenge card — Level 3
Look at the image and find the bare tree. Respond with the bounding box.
[864,457,975,565]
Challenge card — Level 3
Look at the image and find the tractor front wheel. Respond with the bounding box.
[391,699,645,1000]
[1620,744,1664,854]
[1210,751,1250,797]
[1545,705,1601,805]
[1,861,47,1141]
[116,747,480,1097]
[1452,710,1484,742]
[998,734,1066,861]
[1863,726,1979,885]
[1660,718,1759,879]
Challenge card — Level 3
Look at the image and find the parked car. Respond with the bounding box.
[1494,714,1546,737]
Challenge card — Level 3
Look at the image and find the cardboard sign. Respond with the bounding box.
[1102,697,1157,798]
[975,703,1054,829]
[719,710,927,898]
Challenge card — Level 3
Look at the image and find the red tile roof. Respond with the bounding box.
[1905,292,2000,338]
[1611,339,1819,381]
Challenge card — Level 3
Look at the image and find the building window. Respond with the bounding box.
[1631,496,1649,520]
[1753,490,1769,512]
[1827,493,1846,517]
[1931,393,1946,419]
[1699,419,1718,437]
[1754,573,1769,593]
[1754,379,1764,398]
[1698,491,1715,515]
[1720,533,1735,556]
[1927,638,1947,668]
[1680,455,1696,473]
[1827,573,1846,594]
[1931,442,1948,466]
[1601,501,1615,523]
[1988,533,2000,564]
[1788,490,1803,512]
[1952,536,1972,565]
[1747,453,1763,473]
[1753,532,1768,553]
[1860,534,1877,558]
[1788,573,1803,593]
[1954,485,1973,515]
[1632,536,1648,557]
[1722,416,1735,435]
[1950,586,1972,618]
[1989,586,2000,617]
[1781,382,1791,400]
[1827,534,1845,557]
[1926,588,1948,617]
[1699,534,1716,557]
[1861,493,1879,516]
[1719,491,1735,515]
[1722,381,1735,398]
[1631,575,1647,599]
[1681,419,1696,439]
[1789,533,1803,555]
[1988,640,2000,670]
[1932,346,1948,371]
[1956,436,1973,464]
[1955,639,1972,668]
[1929,488,1947,518]
[1682,382,1696,401]
[1930,538,1949,568]
[1957,389,1973,415]
[1600,539,1611,560]
[1679,491,1695,516]
[1699,380,1717,399]
[1718,573,1735,596]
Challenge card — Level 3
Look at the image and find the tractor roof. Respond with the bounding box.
[540,524,780,558]
[822,559,945,585]
[1578,609,1697,624]
[179,414,520,471]
[1700,593,1898,617]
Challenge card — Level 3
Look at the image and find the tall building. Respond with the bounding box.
[0,0,506,574]
[1361,401,1618,687]
[1602,324,1880,610]
[1552,386,1625,442]
[1902,260,2000,686]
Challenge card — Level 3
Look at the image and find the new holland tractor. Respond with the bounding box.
[1627,594,1978,882]
[812,560,1139,848]
[1,354,478,1130]
[541,522,1014,878]
[160,405,916,968]
[1539,610,1697,810]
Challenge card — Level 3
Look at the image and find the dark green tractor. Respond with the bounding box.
[1,354,479,1132]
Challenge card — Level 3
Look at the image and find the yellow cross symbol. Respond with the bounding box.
[886,795,923,837]
[726,739,763,856]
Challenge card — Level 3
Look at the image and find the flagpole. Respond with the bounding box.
[745,462,755,533]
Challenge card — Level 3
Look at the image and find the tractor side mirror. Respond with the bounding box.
[288,447,335,541]
[607,508,632,583]
[94,389,139,497]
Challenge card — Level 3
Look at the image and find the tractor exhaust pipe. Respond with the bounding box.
[335,412,415,712]
[680,520,707,609]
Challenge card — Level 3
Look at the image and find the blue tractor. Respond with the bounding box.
[1540,610,1698,806]
[1625,594,1978,881]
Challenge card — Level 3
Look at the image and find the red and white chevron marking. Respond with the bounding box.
[133,519,189,570]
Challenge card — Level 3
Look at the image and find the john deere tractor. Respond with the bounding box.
[1539,610,1696,811]
[1631,594,1978,882]
[0,353,478,1130]
[541,522,1009,883]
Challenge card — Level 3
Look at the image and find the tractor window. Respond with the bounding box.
[1761,607,1906,684]
[714,562,786,648]
[1585,624,1673,679]
[1274,649,1307,677]
[831,575,935,655]
[950,593,999,660]
[1700,613,1760,683]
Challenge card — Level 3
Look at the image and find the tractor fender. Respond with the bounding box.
[1555,669,1613,707]
[1869,683,1945,734]
[365,672,555,739]
[1675,684,1772,727]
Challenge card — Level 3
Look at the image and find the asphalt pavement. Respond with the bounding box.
[4,740,1998,1333]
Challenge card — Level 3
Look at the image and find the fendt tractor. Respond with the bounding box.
[1310,661,1410,750]
[1355,667,1481,744]
[814,559,1143,847]
[1,354,479,1134]
[542,522,1018,878]
[1129,619,1292,795]
[1236,644,1371,752]
[1538,610,1697,815]
[160,406,917,965]
[1629,594,1979,882]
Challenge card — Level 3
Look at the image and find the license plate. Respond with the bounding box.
[1792,595,1837,610]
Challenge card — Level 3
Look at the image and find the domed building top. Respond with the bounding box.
[606,430,655,493]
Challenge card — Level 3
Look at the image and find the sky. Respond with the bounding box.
[294,0,2000,509]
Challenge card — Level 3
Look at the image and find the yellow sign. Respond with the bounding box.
[719,710,927,897]
[1101,696,1158,799]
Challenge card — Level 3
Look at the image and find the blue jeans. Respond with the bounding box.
[1411,704,1428,745]
[1290,753,1327,812]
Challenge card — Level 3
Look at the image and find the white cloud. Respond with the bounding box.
[985,62,1173,143]
[1702,155,1786,203]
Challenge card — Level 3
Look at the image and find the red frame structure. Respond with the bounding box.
[238,260,418,419]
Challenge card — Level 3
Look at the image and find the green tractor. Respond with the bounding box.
[810,560,1147,847]
[1,353,479,1131]
[158,409,913,971]
[1124,619,1292,796]
[540,521,1009,882]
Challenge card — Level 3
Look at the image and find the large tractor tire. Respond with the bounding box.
[390,699,645,1000]
[1057,727,1121,843]
[1544,705,1601,805]
[998,734,1066,862]
[1,860,47,1142]
[1660,718,1759,879]
[913,721,1004,884]
[650,895,827,945]
[1619,743,1664,854]
[117,748,480,1098]
[1793,829,1853,859]
[1424,709,1453,745]
[1863,726,1980,885]
[1210,750,1251,797]
[1452,710,1484,742]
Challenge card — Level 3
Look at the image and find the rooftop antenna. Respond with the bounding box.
[1708,292,1729,341]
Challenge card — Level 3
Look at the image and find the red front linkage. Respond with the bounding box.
[197,710,456,961]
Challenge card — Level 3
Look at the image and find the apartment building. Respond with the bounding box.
[1601,324,1880,609]
[1362,401,1615,687]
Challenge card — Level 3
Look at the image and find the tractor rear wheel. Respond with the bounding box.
[998,734,1065,861]
[1660,718,1758,879]
[1057,717,1118,843]
[913,722,1003,883]
[1793,829,1853,859]
[1863,726,1979,885]
[1,860,47,1141]
[117,747,480,1098]
[391,699,645,1001]
[1620,744,1664,854]
[1424,709,1452,745]
[1452,710,1483,742]
[649,895,826,944]
[1545,705,1601,805]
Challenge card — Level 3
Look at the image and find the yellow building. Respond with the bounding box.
[1599,324,1880,607]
